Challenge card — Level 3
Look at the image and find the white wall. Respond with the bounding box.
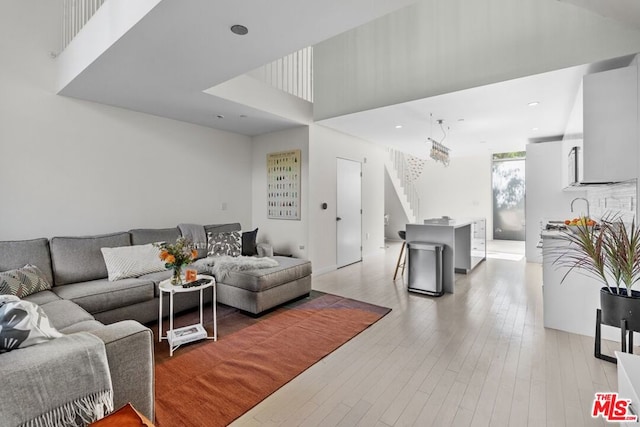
[384,168,409,240]
[308,125,385,274]
[413,154,493,237]
[525,141,585,263]
[314,0,640,120]
[251,127,309,258]
[0,1,252,240]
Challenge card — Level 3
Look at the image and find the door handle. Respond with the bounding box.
[336,217,342,221]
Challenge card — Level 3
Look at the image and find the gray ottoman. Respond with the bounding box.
[215,256,312,315]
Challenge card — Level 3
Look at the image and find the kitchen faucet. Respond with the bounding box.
[570,197,590,219]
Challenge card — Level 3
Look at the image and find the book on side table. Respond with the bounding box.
[168,324,208,347]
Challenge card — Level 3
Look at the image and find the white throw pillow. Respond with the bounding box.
[101,244,166,281]
[0,295,63,352]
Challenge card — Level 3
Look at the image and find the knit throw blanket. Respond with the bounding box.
[1,333,113,427]
[178,223,207,255]
[206,255,279,280]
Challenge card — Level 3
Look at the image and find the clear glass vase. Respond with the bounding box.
[171,266,183,286]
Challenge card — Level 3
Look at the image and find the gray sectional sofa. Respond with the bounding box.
[0,222,312,426]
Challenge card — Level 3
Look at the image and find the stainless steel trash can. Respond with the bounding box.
[407,241,443,296]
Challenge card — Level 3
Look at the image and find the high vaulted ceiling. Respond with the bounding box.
[313,0,640,157]
[57,0,640,156]
[57,0,416,136]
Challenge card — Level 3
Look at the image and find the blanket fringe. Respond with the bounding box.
[21,389,113,427]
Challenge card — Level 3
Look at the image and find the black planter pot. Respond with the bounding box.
[595,286,640,363]
[600,287,640,332]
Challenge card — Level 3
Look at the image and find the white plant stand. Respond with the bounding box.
[158,274,216,356]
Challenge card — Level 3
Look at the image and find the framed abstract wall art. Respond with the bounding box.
[267,149,301,220]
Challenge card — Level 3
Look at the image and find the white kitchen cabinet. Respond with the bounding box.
[542,233,632,342]
[471,218,486,268]
[583,65,638,183]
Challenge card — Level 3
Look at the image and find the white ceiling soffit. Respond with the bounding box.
[559,0,640,30]
[318,64,592,158]
[313,0,640,122]
[57,0,416,136]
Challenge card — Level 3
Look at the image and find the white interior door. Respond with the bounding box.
[337,158,362,268]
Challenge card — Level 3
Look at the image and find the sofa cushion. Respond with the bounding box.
[137,269,172,283]
[0,238,54,285]
[51,278,154,315]
[101,244,166,281]
[129,227,180,246]
[50,232,131,286]
[219,256,312,292]
[0,264,52,298]
[22,290,61,305]
[39,299,95,330]
[0,295,63,352]
[59,320,105,334]
[137,270,171,297]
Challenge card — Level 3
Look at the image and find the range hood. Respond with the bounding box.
[567,181,618,187]
[567,146,622,188]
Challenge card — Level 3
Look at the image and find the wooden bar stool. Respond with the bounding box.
[393,230,406,280]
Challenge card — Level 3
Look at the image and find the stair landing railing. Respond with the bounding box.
[387,147,421,221]
[62,0,106,51]
[248,47,313,103]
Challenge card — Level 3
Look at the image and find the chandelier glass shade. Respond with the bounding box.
[428,137,450,166]
[426,117,451,166]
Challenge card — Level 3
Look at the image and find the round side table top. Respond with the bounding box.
[158,274,215,293]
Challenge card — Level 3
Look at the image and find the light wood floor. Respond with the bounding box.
[232,242,621,427]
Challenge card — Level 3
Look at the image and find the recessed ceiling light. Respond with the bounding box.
[240,114,248,118]
[480,141,487,144]
[216,114,224,119]
[458,118,464,122]
[528,101,540,107]
[395,125,403,129]
[532,127,539,131]
[230,25,248,36]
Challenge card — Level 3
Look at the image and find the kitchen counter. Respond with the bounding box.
[406,218,486,294]
[422,218,476,228]
[540,230,567,239]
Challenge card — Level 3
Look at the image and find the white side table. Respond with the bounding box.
[158,274,217,356]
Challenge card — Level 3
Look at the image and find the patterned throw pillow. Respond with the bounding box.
[0,295,63,352]
[207,231,242,257]
[0,265,52,298]
[101,244,167,281]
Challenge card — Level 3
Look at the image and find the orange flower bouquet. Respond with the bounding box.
[155,237,198,285]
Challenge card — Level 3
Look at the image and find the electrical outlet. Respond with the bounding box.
[366,233,370,240]
[221,202,227,211]
[299,245,305,250]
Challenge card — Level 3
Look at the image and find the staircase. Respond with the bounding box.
[385,148,421,223]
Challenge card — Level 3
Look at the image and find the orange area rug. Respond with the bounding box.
[154,292,390,426]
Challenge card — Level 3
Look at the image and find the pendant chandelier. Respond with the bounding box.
[427,117,450,167]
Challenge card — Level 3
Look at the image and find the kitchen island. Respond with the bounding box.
[405,218,486,294]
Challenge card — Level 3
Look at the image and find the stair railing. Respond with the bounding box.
[248,47,313,103]
[387,147,421,221]
[62,0,105,51]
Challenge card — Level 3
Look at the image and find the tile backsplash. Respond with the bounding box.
[586,180,637,223]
